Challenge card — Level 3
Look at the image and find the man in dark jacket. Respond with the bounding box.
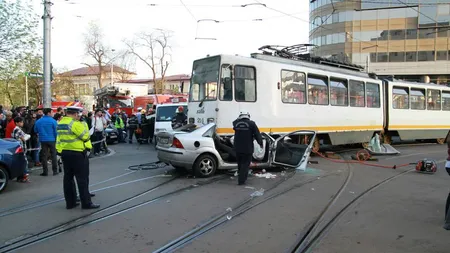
[127,114,138,144]
[232,111,263,185]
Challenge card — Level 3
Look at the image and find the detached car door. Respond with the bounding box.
[270,130,317,171]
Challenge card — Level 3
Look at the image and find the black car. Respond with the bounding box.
[0,139,27,193]
[105,124,127,144]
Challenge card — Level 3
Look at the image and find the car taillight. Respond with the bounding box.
[172,137,184,149]
[15,146,23,154]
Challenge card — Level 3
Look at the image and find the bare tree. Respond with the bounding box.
[83,22,111,89]
[53,69,77,100]
[124,29,172,94]
[115,51,136,82]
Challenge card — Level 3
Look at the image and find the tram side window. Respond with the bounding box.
[442,91,450,111]
[219,64,232,101]
[392,87,409,109]
[234,66,256,102]
[281,70,306,104]
[410,88,426,110]
[330,78,348,106]
[307,74,329,105]
[366,82,380,108]
[427,89,441,110]
[349,80,365,107]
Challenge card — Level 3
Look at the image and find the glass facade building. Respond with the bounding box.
[309,0,450,84]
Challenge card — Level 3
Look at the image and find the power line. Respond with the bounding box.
[179,0,197,21]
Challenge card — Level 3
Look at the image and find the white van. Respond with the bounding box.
[153,103,188,144]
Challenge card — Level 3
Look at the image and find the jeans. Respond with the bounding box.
[94,132,103,154]
[33,141,41,164]
[117,128,124,142]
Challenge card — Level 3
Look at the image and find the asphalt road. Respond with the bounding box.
[0,142,449,253]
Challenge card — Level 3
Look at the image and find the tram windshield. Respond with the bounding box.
[189,56,220,102]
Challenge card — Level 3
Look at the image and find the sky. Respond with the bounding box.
[31,0,309,78]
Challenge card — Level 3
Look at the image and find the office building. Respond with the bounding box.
[309,0,450,84]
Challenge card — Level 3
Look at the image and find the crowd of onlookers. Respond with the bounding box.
[0,105,135,183]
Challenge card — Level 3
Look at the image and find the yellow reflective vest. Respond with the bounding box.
[56,116,90,153]
[81,121,92,150]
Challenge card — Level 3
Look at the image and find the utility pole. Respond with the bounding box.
[43,0,53,108]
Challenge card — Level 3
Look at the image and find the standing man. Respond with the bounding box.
[232,111,263,185]
[92,109,106,156]
[34,108,58,176]
[127,114,138,144]
[56,106,99,210]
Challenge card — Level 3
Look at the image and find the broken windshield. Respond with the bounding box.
[189,56,220,102]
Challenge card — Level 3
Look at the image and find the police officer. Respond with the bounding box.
[232,111,263,185]
[56,106,99,209]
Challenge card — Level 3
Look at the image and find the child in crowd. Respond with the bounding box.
[12,117,31,183]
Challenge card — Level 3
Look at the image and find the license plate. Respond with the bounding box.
[110,135,117,138]
[159,138,169,144]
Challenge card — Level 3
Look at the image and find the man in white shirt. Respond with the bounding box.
[92,109,106,155]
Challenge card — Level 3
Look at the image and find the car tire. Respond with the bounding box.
[193,154,217,178]
[0,166,9,193]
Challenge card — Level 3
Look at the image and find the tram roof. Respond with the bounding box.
[215,53,378,81]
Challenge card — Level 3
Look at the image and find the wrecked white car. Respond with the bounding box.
[156,123,317,177]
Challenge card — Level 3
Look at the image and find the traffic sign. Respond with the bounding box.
[25,72,43,78]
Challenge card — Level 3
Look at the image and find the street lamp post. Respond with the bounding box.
[111,49,115,86]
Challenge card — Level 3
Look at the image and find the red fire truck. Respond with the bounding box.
[93,85,134,116]
[133,94,188,113]
[37,101,84,113]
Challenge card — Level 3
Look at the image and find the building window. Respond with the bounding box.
[219,64,232,101]
[436,51,448,61]
[438,27,449,37]
[330,78,348,106]
[377,52,388,62]
[281,70,306,104]
[442,91,450,111]
[419,6,438,28]
[389,52,405,62]
[307,74,329,105]
[427,89,441,110]
[392,87,409,109]
[410,88,426,110]
[418,51,435,61]
[389,30,405,40]
[418,28,436,39]
[234,66,256,102]
[370,53,377,63]
[366,83,380,108]
[406,52,417,62]
[349,80,365,107]
[406,29,417,39]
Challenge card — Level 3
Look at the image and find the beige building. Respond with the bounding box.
[53,65,136,108]
[309,0,450,84]
[126,74,191,94]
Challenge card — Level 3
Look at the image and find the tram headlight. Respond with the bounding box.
[207,118,214,123]
[189,118,195,124]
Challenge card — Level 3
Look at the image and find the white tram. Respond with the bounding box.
[187,45,450,147]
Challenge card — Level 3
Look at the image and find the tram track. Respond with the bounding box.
[153,170,343,253]
[154,148,443,253]
[289,158,447,253]
[0,174,228,253]
[0,172,169,218]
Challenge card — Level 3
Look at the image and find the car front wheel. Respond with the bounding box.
[193,154,217,178]
[0,166,9,193]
